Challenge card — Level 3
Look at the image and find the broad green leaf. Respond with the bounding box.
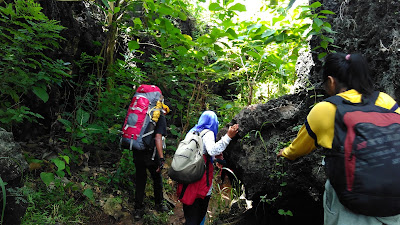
[133,18,142,25]
[40,172,54,186]
[114,6,120,14]
[158,5,173,15]
[183,34,192,41]
[318,52,327,59]
[32,86,49,103]
[58,119,72,129]
[313,18,324,27]
[177,89,187,96]
[56,170,65,178]
[209,3,223,11]
[247,51,260,60]
[52,158,65,171]
[261,29,276,38]
[320,40,328,49]
[128,40,140,51]
[76,108,90,125]
[177,103,184,110]
[226,28,238,39]
[228,3,246,12]
[83,188,95,201]
[310,2,322,8]
[71,146,84,154]
[178,11,187,21]
[101,0,111,9]
[176,46,187,56]
[61,155,70,164]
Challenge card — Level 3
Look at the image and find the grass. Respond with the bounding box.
[20,180,87,225]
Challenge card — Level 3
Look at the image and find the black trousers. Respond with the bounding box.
[183,196,211,225]
[133,149,163,208]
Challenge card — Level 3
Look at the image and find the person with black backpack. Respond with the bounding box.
[176,111,239,225]
[277,52,400,224]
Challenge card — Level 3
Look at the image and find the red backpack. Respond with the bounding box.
[324,91,400,217]
[120,84,162,150]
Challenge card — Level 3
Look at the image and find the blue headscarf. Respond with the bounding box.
[189,111,219,140]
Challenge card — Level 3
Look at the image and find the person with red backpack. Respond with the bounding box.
[277,52,400,224]
[120,85,170,220]
[177,111,239,225]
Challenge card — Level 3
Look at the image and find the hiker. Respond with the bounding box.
[177,110,239,225]
[132,95,170,220]
[277,52,400,224]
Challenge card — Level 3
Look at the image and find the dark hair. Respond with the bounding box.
[321,52,374,95]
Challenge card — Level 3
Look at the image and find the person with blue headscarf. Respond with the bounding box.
[180,110,239,225]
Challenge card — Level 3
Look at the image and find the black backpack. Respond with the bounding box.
[324,91,400,217]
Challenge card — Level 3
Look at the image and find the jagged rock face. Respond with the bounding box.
[310,0,400,98]
[0,128,28,182]
[221,91,326,224]
[0,128,29,225]
[223,1,400,224]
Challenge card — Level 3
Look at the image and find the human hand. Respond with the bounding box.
[227,124,239,138]
[156,158,165,173]
[277,148,285,158]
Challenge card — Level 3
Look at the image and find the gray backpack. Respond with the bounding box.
[168,129,210,184]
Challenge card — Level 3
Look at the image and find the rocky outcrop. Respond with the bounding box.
[0,128,29,225]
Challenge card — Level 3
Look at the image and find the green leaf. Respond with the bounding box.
[177,103,184,110]
[128,40,140,51]
[322,26,334,33]
[177,89,187,96]
[318,52,327,59]
[52,158,65,171]
[76,108,90,125]
[133,18,142,25]
[159,5,174,15]
[228,3,246,12]
[32,86,49,103]
[310,2,322,8]
[226,28,238,39]
[313,18,324,27]
[40,172,55,186]
[261,29,276,38]
[320,10,335,15]
[114,6,120,14]
[101,0,111,9]
[183,34,192,41]
[61,155,70,164]
[209,3,223,11]
[176,46,188,56]
[320,40,328,49]
[178,11,187,21]
[83,188,95,201]
[247,51,260,60]
[56,170,65,178]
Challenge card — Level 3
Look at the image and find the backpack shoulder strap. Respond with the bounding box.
[200,129,211,138]
[324,95,345,106]
[364,91,380,105]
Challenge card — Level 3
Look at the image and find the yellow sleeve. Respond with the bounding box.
[282,101,336,160]
[376,92,400,114]
[282,125,316,160]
